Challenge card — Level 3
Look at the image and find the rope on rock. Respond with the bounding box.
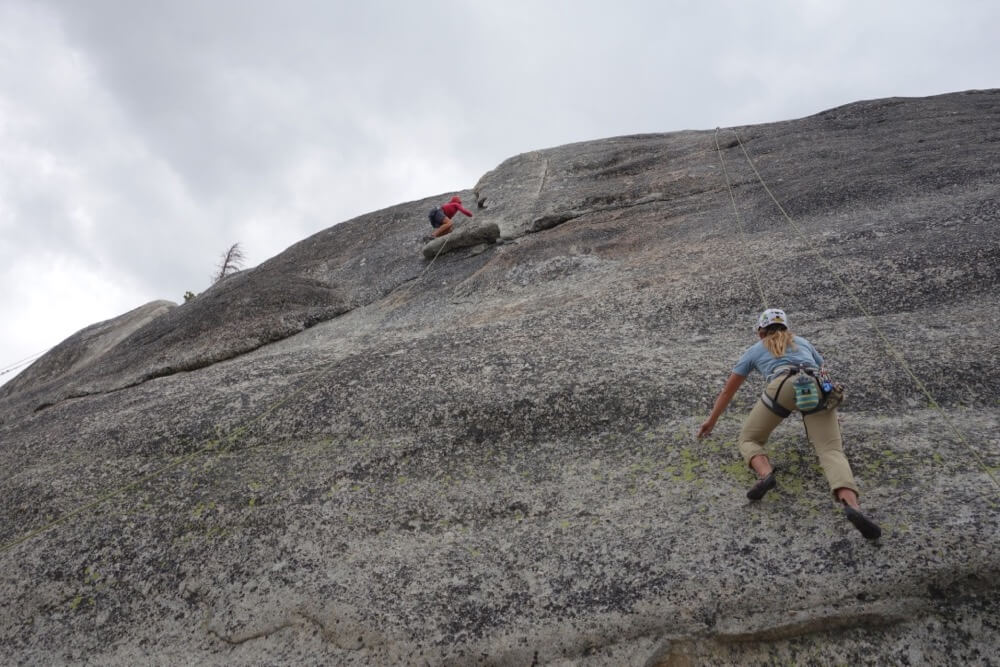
[714,127,769,311]
[724,127,1000,493]
[0,348,50,377]
[419,235,452,282]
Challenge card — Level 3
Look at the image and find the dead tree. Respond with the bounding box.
[213,242,246,284]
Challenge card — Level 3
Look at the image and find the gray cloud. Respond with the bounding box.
[1,0,998,382]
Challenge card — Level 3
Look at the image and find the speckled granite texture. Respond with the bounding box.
[2,90,998,665]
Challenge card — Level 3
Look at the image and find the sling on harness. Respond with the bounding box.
[760,365,827,418]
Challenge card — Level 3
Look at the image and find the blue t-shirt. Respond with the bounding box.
[732,335,824,381]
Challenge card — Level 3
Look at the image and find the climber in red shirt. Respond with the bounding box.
[427,196,473,238]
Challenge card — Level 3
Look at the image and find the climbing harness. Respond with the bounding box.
[759,372,794,418]
[760,365,845,419]
[758,365,819,417]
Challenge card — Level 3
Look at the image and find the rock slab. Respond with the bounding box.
[1,90,999,665]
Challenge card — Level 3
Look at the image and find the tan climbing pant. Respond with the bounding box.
[738,373,860,496]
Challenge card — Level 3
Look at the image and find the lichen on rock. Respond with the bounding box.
[1,90,999,665]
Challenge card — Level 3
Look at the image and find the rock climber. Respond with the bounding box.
[697,308,882,539]
[428,196,473,238]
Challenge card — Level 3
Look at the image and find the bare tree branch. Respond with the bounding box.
[213,242,245,284]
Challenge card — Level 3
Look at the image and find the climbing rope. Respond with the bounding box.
[725,127,1000,493]
[418,235,452,282]
[0,349,50,377]
[714,128,769,311]
[0,233,456,555]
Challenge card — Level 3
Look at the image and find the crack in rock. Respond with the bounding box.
[204,602,384,651]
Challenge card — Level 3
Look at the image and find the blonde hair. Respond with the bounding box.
[761,325,796,357]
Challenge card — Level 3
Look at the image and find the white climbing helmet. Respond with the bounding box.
[756,308,788,331]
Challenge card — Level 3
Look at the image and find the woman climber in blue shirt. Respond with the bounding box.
[698,308,881,539]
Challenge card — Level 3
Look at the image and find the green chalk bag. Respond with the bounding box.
[793,372,821,412]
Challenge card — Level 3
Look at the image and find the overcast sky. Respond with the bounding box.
[1,0,997,385]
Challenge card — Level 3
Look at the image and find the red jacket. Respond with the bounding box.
[441,196,472,219]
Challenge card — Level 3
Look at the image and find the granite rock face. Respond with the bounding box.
[0,300,176,407]
[1,90,999,665]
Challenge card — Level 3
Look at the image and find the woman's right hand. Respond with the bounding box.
[698,373,746,439]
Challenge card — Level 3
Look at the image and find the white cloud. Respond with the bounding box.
[1,250,138,377]
[1,0,998,384]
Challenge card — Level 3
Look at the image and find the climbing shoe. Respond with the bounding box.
[746,472,776,501]
[844,505,882,540]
